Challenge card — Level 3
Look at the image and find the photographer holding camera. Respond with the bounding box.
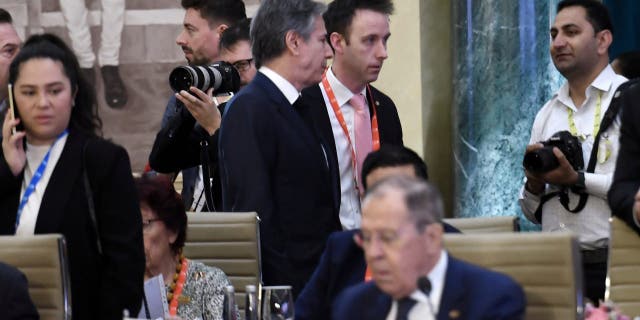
[519,0,627,304]
[149,0,246,211]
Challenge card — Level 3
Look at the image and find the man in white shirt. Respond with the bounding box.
[519,0,627,304]
[300,0,403,230]
[334,176,524,320]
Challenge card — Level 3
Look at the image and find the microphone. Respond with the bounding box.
[417,276,432,295]
[417,276,436,318]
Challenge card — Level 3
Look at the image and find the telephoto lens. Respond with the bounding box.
[169,60,241,94]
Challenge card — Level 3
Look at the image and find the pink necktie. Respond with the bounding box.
[350,93,372,189]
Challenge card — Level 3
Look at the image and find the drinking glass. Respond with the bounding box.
[261,285,294,320]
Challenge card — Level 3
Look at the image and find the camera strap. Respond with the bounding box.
[200,139,216,211]
[534,80,634,221]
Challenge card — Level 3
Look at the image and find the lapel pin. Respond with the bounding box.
[449,309,461,319]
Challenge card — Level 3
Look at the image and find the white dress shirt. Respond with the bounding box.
[386,250,448,320]
[259,66,300,105]
[520,65,627,249]
[319,67,368,230]
[16,135,68,235]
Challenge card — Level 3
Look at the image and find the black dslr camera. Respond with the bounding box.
[523,131,584,173]
[169,61,240,94]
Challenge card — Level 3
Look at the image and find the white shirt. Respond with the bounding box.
[319,67,368,230]
[259,66,299,105]
[519,65,627,249]
[190,166,206,212]
[16,135,68,235]
[386,250,448,320]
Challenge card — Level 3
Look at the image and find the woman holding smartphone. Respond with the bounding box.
[0,34,144,319]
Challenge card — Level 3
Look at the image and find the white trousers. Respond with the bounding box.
[59,0,125,68]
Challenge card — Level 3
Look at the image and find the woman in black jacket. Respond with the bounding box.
[0,33,144,319]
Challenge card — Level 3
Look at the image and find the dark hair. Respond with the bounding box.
[181,0,246,27]
[361,145,428,190]
[323,0,394,41]
[220,18,251,52]
[135,175,187,255]
[9,33,102,137]
[557,0,613,35]
[613,51,640,79]
[0,8,13,24]
[251,0,326,68]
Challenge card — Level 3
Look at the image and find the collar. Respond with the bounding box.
[326,66,367,106]
[259,66,300,105]
[556,64,620,110]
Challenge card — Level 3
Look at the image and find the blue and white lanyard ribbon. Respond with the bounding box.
[15,130,69,232]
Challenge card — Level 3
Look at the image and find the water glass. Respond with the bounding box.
[261,285,294,320]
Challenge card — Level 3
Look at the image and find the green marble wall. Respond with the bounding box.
[452,0,563,230]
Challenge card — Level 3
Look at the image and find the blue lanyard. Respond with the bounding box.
[15,130,69,232]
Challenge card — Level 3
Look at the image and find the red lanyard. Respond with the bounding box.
[169,258,189,316]
[364,265,373,282]
[321,72,380,192]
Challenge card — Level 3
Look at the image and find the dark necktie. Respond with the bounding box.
[396,296,417,320]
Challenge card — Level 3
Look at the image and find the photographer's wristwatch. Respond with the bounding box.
[571,171,586,193]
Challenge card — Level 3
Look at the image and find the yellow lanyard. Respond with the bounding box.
[568,91,602,141]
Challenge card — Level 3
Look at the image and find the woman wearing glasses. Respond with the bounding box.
[135,174,237,319]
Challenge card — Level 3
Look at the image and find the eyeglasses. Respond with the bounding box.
[142,218,162,231]
[231,58,254,72]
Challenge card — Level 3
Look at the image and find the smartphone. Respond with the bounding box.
[7,83,16,135]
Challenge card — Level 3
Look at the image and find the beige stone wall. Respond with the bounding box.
[374,1,454,216]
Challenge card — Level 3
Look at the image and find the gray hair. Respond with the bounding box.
[250,0,326,68]
[364,176,444,231]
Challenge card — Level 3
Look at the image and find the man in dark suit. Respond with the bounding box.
[609,79,640,235]
[296,145,461,320]
[218,0,337,296]
[0,262,39,319]
[333,176,525,319]
[299,0,402,231]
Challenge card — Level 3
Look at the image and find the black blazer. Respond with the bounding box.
[609,79,640,234]
[0,262,39,320]
[0,131,145,319]
[332,256,526,320]
[219,72,341,297]
[299,84,403,205]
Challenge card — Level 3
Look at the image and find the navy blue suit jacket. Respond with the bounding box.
[332,255,526,320]
[0,262,39,320]
[296,224,461,320]
[219,72,341,296]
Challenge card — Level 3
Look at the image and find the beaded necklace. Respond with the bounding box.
[167,255,189,316]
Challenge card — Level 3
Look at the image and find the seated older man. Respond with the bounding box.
[333,176,525,319]
[295,145,460,320]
